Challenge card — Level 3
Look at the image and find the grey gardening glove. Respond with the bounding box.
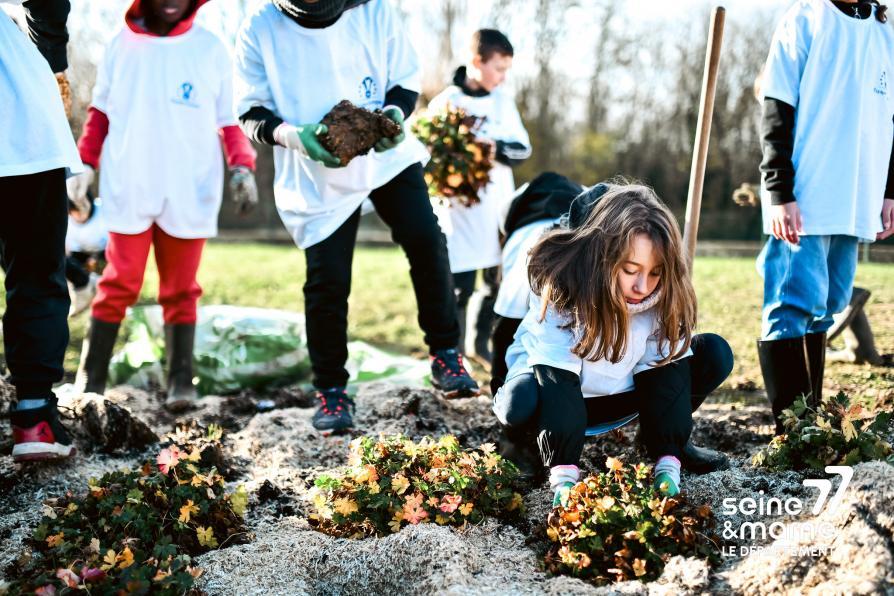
[229,166,258,216]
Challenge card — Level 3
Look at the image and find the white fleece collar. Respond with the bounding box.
[626,289,660,315]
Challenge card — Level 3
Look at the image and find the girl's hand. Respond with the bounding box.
[877,198,894,241]
[768,202,802,245]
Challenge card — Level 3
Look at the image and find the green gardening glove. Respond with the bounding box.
[274,123,341,168]
[374,107,406,153]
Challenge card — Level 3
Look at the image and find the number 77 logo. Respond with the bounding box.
[803,466,854,515]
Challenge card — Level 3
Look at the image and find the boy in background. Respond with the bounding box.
[428,29,531,365]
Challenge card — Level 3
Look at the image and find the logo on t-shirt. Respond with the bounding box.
[171,82,199,108]
[874,71,888,97]
[357,76,382,110]
[359,76,377,100]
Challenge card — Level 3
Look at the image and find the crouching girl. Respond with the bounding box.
[493,184,733,505]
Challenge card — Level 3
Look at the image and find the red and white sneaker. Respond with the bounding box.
[11,401,76,462]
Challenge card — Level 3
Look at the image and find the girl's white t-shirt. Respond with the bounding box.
[427,85,531,273]
[761,0,894,241]
[92,25,236,239]
[0,5,83,177]
[493,219,556,319]
[504,294,690,398]
[234,0,430,249]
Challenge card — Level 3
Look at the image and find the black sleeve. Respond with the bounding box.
[495,141,532,167]
[22,0,71,73]
[384,85,418,119]
[886,128,894,198]
[759,97,797,206]
[239,106,284,146]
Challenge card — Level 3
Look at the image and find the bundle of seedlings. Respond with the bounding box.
[412,104,492,207]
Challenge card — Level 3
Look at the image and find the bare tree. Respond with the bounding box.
[514,0,578,181]
[485,0,515,28]
[421,0,468,100]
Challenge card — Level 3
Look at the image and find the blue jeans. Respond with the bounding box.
[758,235,858,341]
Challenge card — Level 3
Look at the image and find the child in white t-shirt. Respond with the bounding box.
[428,29,531,364]
[65,194,108,318]
[757,0,894,434]
[66,0,259,411]
[234,0,479,433]
[3,0,82,463]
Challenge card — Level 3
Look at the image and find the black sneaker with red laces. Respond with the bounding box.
[430,348,480,398]
[311,387,355,433]
[11,399,76,462]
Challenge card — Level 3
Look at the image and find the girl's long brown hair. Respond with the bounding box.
[527,183,697,365]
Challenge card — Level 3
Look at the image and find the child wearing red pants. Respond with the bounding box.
[67,0,258,410]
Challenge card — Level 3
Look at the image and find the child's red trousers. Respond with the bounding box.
[92,224,205,325]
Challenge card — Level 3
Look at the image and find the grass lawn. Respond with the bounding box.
[2,242,893,402]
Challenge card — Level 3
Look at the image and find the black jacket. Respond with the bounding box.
[21,0,71,72]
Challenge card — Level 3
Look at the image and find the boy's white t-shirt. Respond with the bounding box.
[92,25,236,239]
[493,219,556,319]
[427,84,531,273]
[761,0,894,241]
[234,0,430,249]
[0,6,83,177]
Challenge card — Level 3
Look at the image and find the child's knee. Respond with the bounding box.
[493,373,538,427]
[398,224,442,254]
[695,333,734,382]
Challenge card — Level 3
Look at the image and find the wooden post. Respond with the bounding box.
[683,7,726,265]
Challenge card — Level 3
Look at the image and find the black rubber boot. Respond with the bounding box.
[164,323,199,412]
[757,336,812,435]
[76,317,120,395]
[826,287,870,342]
[805,332,826,408]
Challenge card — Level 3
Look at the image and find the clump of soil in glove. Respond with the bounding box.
[320,100,402,165]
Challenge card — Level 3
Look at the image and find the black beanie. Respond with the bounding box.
[273,0,371,23]
[566,182,616,229]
